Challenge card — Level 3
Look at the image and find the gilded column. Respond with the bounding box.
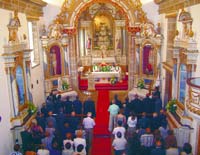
[65,28,78,89]
[128,32,135,90]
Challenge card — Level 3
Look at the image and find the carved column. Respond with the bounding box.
[5,67,16,117]
[65,28,78,89]
[127,31,136,90]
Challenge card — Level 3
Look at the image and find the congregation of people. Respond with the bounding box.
[108,87,193,155]
[10,87,193,155]
[13,92,96,155]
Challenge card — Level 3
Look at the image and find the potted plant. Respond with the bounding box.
[166,99,177,114]
[62,81,69,91]
[27,101,37,114]
[137,79,145,89]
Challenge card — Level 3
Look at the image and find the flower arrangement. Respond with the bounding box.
[166,99,177,113]
[137,79,145,89]
[27,101,37,114]
[110,76,117,85]
[62,81,69,90]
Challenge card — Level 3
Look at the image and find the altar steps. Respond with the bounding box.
[79,77,128,90]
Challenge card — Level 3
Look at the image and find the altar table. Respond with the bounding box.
[92,57,116,64]
[91,71,120,78]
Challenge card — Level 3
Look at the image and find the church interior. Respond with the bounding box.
[1,0,200,154]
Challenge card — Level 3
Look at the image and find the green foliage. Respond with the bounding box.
[110,76,117,85]
[62,81,69,90]
[137,79,145,89]
[27,101,37,114]
[166,99,177,113]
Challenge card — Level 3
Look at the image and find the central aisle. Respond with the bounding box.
[91,90,111,155]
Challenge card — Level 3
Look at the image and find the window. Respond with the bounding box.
[28,21,40,67]
[179,64,187,103]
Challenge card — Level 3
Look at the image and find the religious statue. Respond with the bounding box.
[50,50,57,75]
[41,24,47,36]
[9,10,21,27]
[86,37,91,49]
[58,77,63,90]
[48,19,63,40]
[100,45,107,58]
[8,10,21,42]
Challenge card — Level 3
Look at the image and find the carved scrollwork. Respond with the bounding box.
[154,0,165,4]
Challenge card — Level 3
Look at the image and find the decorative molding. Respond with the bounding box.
[0,0,47,19]
[157,0,200,14]
[154,0,165,4]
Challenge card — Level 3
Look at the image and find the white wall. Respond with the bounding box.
[41,4,61,27]
[0,8,46,154]
[142,1,159,26]
[0,8,28,154]
[160,4,200,154]
[30,47,45,108]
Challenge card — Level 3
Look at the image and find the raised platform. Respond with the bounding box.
[79,76,128,90]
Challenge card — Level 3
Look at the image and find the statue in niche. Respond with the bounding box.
[86,36,92,49]
[50,50,57,75]
[156,23,161,35]
[93,14,113,49]
[143,45,154,75]
[41,24,47,36]
[50,46,62,76]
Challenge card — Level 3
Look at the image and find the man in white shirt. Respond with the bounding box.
[74,131,87,155]
[82,112,95,147]
[112,131,127,155]
[112,121,126,139]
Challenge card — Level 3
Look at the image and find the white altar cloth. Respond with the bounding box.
[92,57,116,64]
[57,90,77,101]
[91,71,120,78]
[128,87,149,101]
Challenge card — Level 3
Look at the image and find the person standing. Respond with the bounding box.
[83,96,96,118]
[127,112,137,138]
[114,94,123,109]
[112,132,127,155]
[73,96,83,115]
[10,144,23,155]
[74,131,87,155]
[108,99,120,132]
[82,112,95,152]
[65,96,73,115]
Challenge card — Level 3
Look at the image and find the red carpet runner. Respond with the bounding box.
[91,90,111,155]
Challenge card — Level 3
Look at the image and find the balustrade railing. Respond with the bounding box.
[186,77,200,115]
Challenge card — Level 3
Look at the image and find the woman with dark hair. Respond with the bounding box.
[49,139,62,155]
[10,144,23,155]
[115,109,126,128]
[180,143,193,155]
[127,112,137,138]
